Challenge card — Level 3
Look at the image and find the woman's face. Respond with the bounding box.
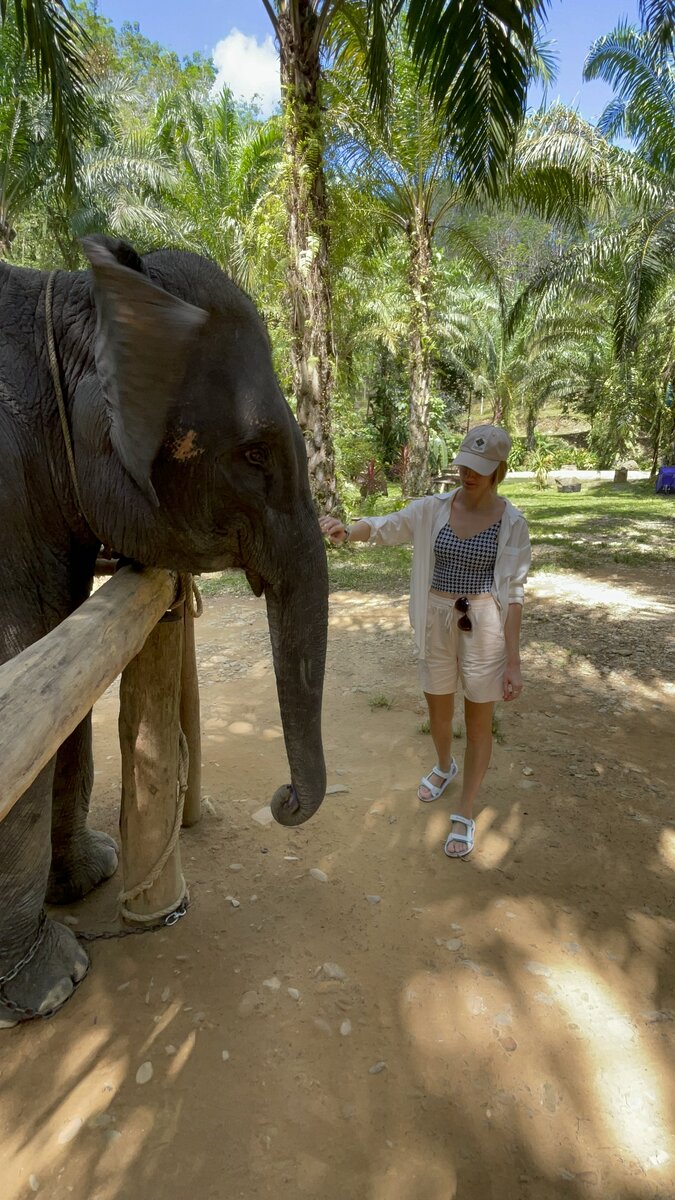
[458,465,496,498]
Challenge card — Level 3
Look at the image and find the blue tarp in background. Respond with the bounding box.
[655,465,675,494]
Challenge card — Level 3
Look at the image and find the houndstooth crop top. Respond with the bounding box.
[431,519,502,594]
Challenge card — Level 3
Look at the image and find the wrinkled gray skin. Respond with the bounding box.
[0,236,328,1026]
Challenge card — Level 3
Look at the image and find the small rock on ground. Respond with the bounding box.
[321,962,346,980]
[57,1118,82,1144]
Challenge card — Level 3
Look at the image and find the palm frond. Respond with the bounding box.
[401,0,550,194]
[0,0,93,191]
[640,0,675,47]
[584,23,675,170]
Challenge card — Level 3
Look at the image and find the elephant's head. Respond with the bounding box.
[70,235,328,827]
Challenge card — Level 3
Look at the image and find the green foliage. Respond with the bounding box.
[5,2,675,497]
[502,479,674,569]
[508,434,600,471]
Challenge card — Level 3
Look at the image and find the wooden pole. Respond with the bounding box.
[180,602,202,827]
[118,613,185,921]
[0,567,176,826]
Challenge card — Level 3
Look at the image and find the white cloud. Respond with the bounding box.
[211,29,280,116]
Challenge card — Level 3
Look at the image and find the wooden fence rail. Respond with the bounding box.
[0,565,199,923]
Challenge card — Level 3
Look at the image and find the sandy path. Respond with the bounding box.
[1,564,674,1200]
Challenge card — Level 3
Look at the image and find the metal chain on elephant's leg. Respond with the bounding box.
[0,912,86,1022]
[0,913,48,990]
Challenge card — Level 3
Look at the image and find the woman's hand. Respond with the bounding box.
[502,662,523,702]
[319,516,349,545]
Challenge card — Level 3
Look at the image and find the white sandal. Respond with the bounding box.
[417,759,458,802]
[444,814,475,858]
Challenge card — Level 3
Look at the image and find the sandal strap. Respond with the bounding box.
[449,814,474,830]
[432,764,453,780]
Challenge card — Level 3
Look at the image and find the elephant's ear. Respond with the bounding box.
[82,234,208,506]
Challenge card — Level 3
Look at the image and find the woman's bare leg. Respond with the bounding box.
[445,698,494,855]
[418,692,455,799]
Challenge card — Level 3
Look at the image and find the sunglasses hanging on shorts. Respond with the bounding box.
[455,596,472,631]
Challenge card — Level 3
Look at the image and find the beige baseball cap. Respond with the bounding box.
[452,424,512,475]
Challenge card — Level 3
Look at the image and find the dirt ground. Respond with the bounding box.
[1,563,674,1200]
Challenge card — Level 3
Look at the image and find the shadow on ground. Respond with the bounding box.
[1,565,673,1200]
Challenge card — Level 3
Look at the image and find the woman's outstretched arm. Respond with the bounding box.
[318,517,371,545]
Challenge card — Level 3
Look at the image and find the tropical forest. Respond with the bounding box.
[3,0,675,511]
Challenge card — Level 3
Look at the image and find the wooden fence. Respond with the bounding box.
[0,563,202,924]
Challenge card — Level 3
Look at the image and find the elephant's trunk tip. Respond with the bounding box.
[271,783,323,827]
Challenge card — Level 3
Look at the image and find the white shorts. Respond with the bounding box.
[418,591,506,703]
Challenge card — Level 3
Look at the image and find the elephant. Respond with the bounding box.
[0,236,328,1026]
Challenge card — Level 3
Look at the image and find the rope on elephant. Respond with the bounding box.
[118,730,189,925]
[169,573,203,618]
[174,571,200,619]
[181,572,203,618]
[45,271,99,540]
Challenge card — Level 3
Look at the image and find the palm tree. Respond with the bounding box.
[584,22,675,172]
[0,0,92,191]
[0,17,53,254]
[260,0,550,510]
[151,87,284,293]
[333,47,477,494]
[503,82,675,463]
[508,105,675,356]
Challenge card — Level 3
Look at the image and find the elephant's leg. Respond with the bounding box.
[47,712,118,905]
[0,763,89,1028]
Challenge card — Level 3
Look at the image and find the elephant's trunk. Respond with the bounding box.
[263,528,328,827]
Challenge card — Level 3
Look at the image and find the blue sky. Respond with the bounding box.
[96,0,642,121]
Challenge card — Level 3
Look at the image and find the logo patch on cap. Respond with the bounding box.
[473,436,486,449]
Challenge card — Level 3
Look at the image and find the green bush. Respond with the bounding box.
[511,434,599,472]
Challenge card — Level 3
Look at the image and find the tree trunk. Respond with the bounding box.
[278,3,339,514]
[404,214,433,496]
[526,404,537,449]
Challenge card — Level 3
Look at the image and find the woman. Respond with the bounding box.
[319,424,531,859]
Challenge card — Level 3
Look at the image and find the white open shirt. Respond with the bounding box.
[359,489,532,657]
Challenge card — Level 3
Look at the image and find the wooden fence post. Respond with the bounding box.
[180,601,202,827]
[0,567,176,827]
[119,613,185,923]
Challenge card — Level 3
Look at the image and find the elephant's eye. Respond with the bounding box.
[244,444,269,467]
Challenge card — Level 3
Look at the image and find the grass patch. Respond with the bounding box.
[328,543,411,593]
[492,713,505,744]
[198,571,251,598]
[502,479,674,572]
[369,694,392,709]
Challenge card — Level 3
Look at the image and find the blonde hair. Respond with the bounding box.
[491,461,508,487]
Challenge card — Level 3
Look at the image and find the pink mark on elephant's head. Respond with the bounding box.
[170,430,203,461]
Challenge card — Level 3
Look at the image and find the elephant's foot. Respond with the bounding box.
[47,829,119,904]
[0,918,89,1027]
